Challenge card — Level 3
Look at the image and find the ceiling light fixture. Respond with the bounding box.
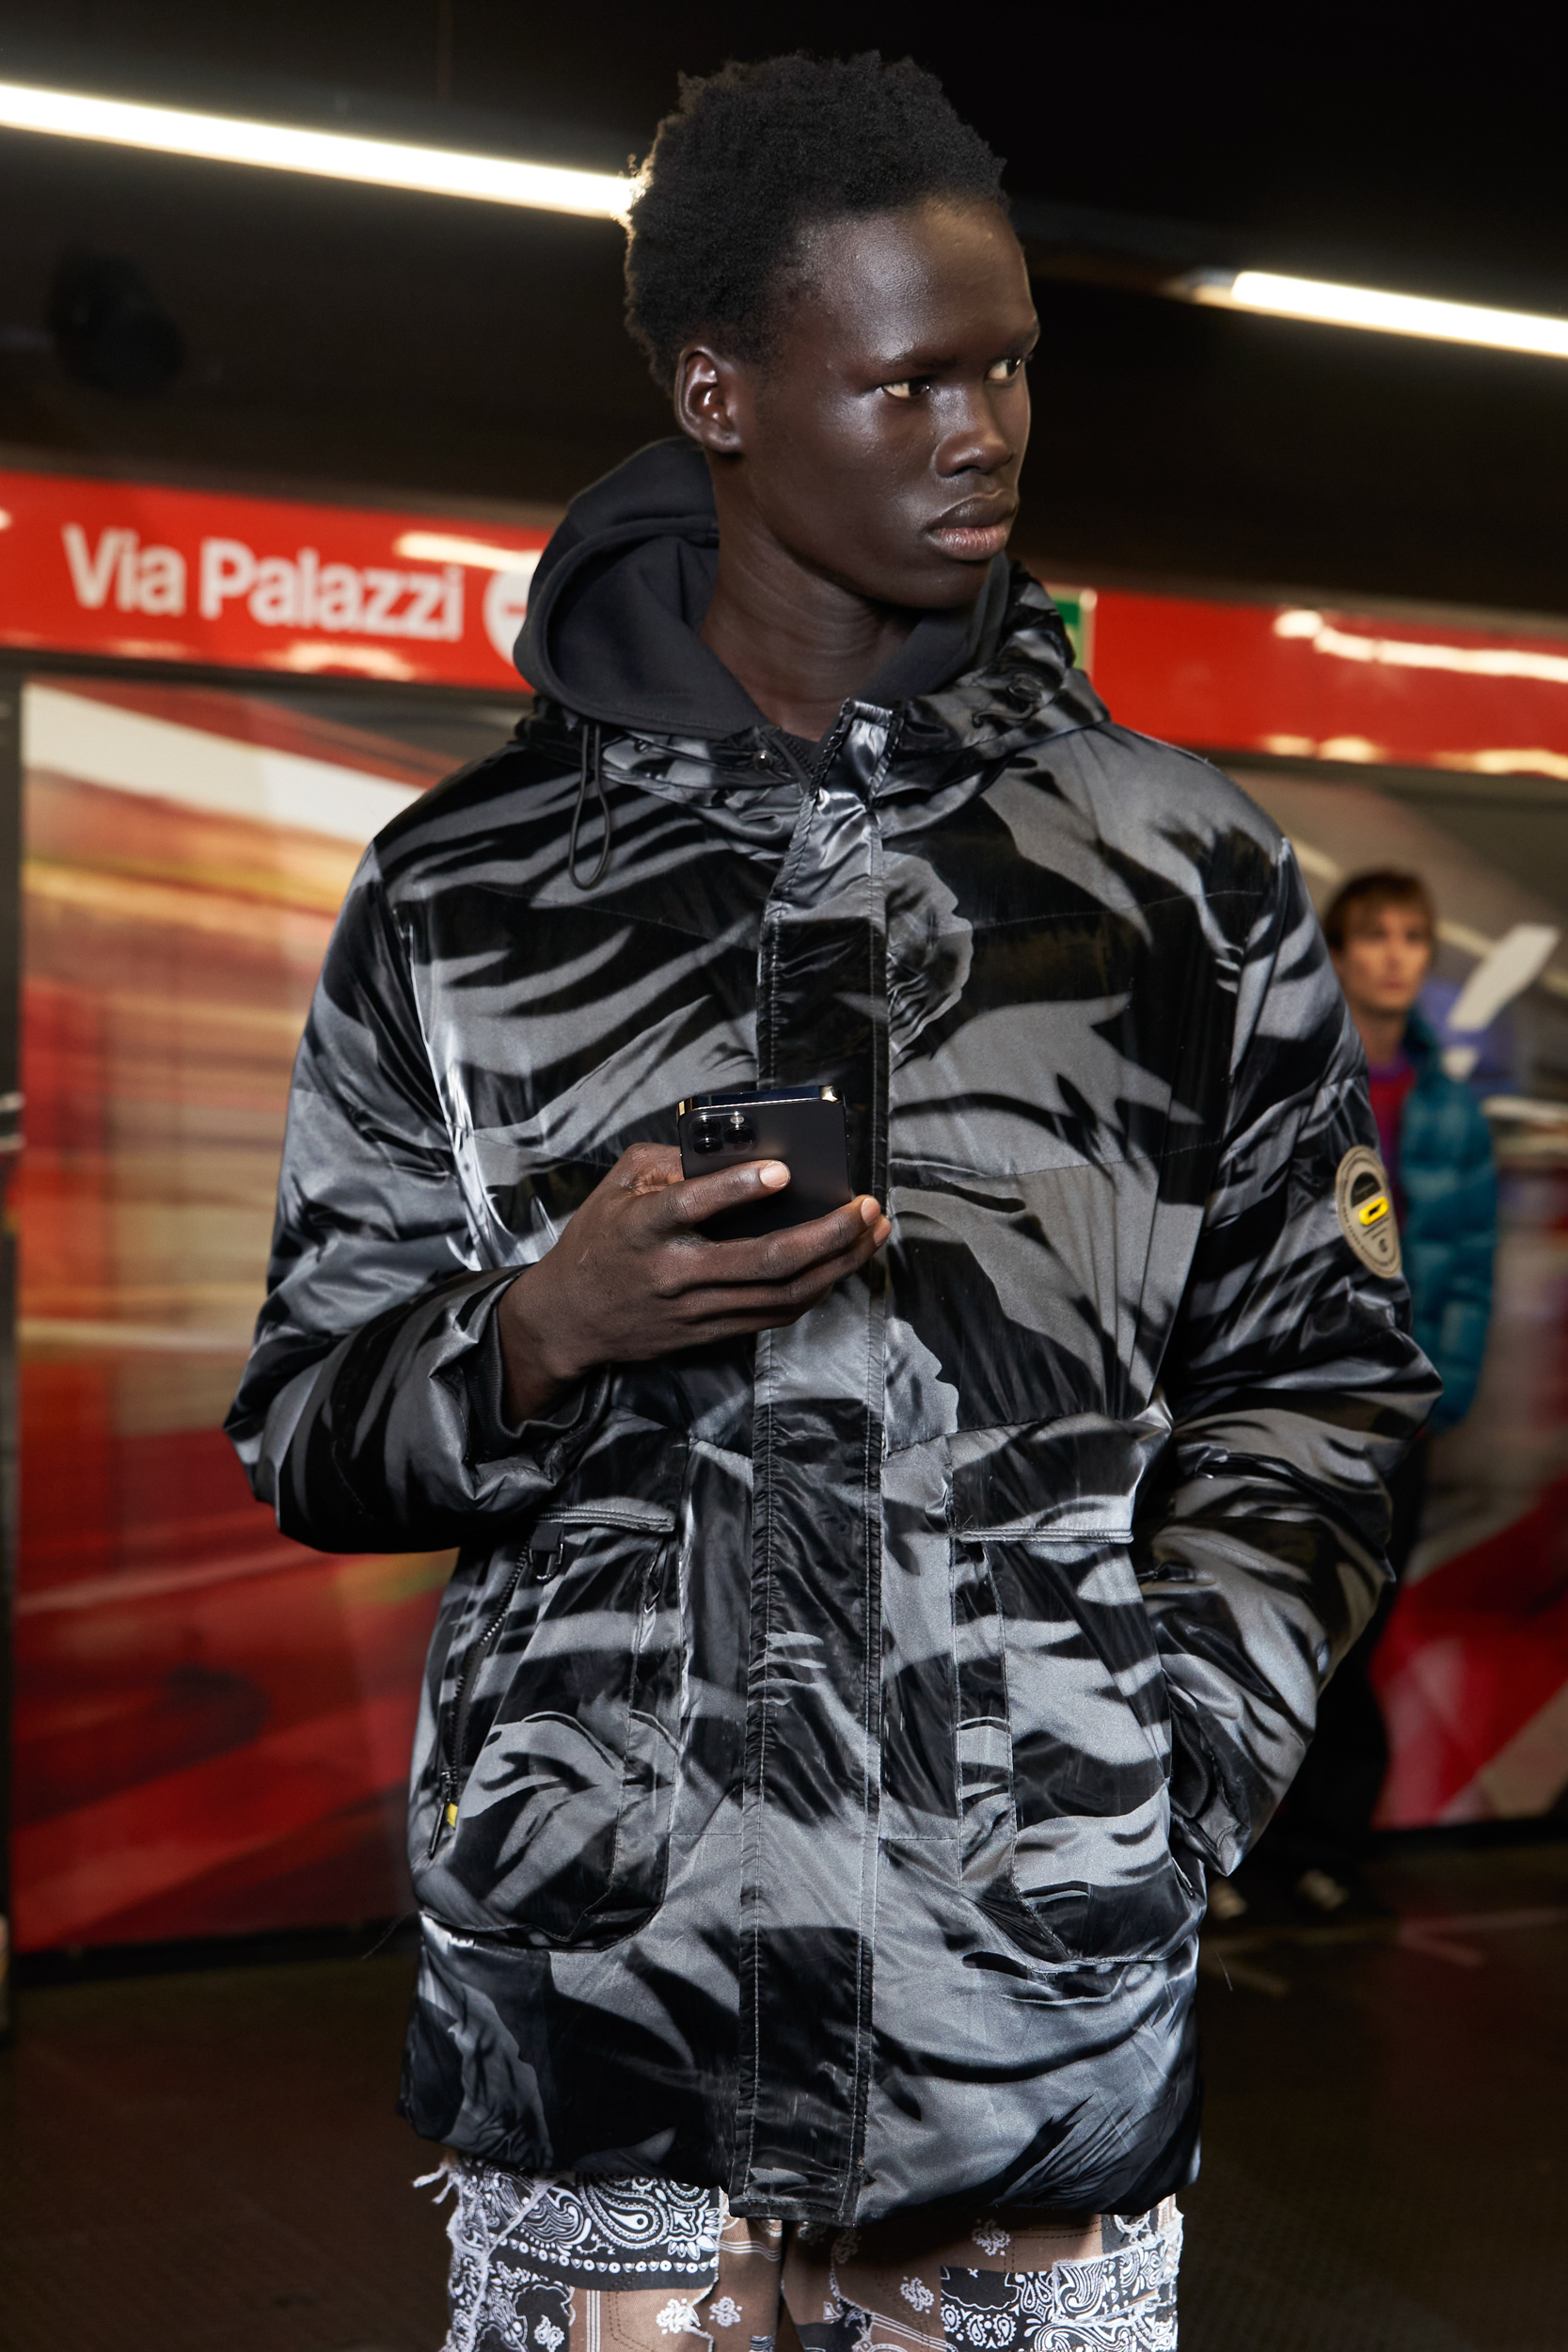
[394,530,537,572]
[0,80,633,219]
[1182,267,1568,362]
[8,95,1563,363]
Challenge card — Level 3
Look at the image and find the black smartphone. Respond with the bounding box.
[677,1085,852,1241]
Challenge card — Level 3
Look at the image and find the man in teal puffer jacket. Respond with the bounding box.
[1395,1005,1497,1434]
[1245,868,1497,1909]
[1325,869,1496,1433]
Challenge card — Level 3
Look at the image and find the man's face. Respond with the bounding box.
[686,199,1037,609]
[1333,903,1434,1024]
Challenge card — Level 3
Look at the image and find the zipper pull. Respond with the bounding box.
[529,1521,566,1579]
[427,1766,460,1859]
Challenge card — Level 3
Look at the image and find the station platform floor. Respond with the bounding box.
[2,1837,1564,2352]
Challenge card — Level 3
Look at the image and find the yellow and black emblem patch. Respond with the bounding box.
[1335,1145,1402,1278]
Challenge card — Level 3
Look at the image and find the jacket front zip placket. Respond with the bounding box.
[736,727,891,2215]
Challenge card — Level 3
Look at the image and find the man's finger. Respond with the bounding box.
[653,1185,884,1277]
[616,1142,686,1194]
[673,1223,889,1320]
[690,1199,885,1284]
[650,1156,795,1230]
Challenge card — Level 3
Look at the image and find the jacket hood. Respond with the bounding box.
[1403,1004,1441,1072]
[515,437,1069,742]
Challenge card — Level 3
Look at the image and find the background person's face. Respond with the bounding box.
[1332,905,1434,1025]
[699,199,1037,609]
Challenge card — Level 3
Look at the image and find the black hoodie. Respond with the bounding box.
[516,435,1015,740]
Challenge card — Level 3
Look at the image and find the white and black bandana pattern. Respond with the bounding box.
[452,2169,721,2286]
[935,2211,1180,2352]
[233,542,1436,2220]
[426,2163,1180,2352]
[425,2165,731,2352]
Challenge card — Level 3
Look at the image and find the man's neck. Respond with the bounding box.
[699,469,917,739]
[1354,1008,1410,1068]
[700,549,913,741]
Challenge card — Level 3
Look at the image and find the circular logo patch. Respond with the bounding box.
[1336,1145,1402,1278]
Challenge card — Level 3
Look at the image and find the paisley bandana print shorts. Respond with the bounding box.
[421,2164,1181,2352]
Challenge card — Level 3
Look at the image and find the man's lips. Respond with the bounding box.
[927,503,1018,560]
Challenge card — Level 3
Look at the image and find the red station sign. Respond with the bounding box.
[5,463,1568,784]
[1092,589,1568,781]
[0,465,549,688]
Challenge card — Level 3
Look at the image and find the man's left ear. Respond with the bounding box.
[674,344,748,453]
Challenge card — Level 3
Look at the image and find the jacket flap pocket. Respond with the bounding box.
[949,1403,1171,1539]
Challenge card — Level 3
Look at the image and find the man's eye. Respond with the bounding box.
[986,355,1028,384]
[882,377,933,400]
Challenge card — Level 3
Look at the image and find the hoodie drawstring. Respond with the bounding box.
[568,721,611,891]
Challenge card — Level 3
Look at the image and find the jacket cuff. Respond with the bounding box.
[464,1277,610,1471]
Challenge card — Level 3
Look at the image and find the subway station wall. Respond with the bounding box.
[8,678,521,1948]
[9,669,1568,1952]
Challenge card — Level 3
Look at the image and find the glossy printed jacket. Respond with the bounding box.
[229,440,1435,2223]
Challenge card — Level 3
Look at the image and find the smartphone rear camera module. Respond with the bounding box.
[676,1085,850,1241]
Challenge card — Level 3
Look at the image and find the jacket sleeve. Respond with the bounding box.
[1412,1090,1497,1434]
[225,847,605,1552]
[1135,842,1439,1876]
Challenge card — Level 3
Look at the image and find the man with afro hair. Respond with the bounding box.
[230,51,1434,2352]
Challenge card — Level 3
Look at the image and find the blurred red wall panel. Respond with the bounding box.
[11,682,455,1949]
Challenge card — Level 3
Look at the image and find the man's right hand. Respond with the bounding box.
[496,1141,892,1423]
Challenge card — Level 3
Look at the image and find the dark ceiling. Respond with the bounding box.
[0,5,1563,616]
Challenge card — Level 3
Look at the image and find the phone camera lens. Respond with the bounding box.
[724,1112,755,1147]
[691,1118,723,1154]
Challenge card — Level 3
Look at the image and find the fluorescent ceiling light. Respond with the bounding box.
[1185,267,1568,361]
[394,530,539,572]
[0,79,633,219]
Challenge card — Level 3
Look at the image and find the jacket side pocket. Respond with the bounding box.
[954,1530,1198,1963]
[419,1499,681,1947]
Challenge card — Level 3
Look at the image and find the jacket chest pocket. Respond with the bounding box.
[426,1502,682,1947]
[953,1531,1197,1963]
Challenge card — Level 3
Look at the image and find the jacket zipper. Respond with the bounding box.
[430,1559,527,1856]
[426,1505,675,1857]
[540,1504,675,1534]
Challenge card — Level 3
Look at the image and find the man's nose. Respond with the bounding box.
[934,387,1017,477]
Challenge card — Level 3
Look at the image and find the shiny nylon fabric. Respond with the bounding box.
[228,569,1435,2223]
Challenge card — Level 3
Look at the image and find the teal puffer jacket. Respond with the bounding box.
[1400,1009,1497,1432]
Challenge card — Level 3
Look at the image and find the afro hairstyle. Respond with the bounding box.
[624,52,1006,392]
